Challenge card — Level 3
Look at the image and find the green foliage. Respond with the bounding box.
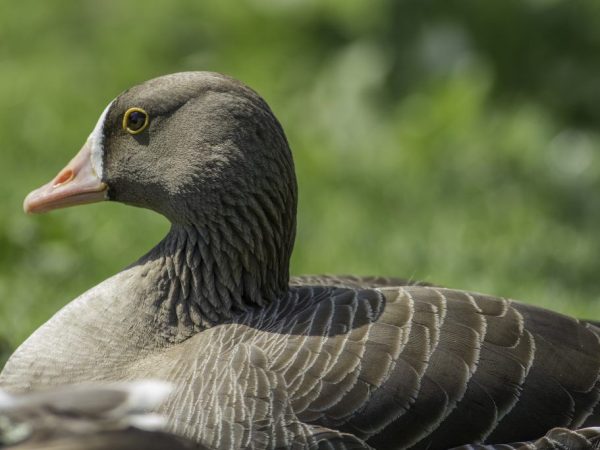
[1,0,600,361]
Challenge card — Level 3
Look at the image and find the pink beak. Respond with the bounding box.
[23,140,108,214]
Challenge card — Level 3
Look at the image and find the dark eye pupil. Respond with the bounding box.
[128,111,146,130]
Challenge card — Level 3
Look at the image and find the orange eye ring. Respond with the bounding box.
[123,107,149,134]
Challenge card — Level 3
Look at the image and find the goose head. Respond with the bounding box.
[23,72,297,318]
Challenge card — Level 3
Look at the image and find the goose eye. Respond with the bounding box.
[123,108,149,134]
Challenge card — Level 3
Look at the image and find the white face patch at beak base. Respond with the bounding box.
[89,100,114,180]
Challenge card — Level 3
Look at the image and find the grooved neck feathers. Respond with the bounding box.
[149,210,295,339]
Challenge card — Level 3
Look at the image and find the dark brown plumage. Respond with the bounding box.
[1,72,600,449]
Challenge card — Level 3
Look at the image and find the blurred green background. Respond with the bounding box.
[1,0,600,364]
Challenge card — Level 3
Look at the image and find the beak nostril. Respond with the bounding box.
[53,169,75,187]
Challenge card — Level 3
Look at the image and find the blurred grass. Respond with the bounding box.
[1,0,600,364]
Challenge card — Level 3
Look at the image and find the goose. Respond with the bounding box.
[1,71,600,449]
[0,380,201,449]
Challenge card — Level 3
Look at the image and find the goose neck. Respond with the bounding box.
[148,220,288,340]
